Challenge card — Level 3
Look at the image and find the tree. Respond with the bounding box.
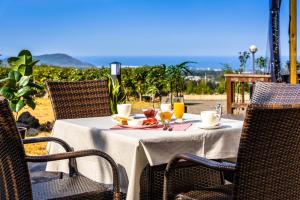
[121,68,137,100]
[164,61,194,98]
[238,51,250,73]
[145,66,167,97]
[255,56,267,72]
[0,54,2,66]
[133,67,149,101]
[147,85,159,108]
[185,80,195,94]
[220,63,234,74]
[196,80,210,94]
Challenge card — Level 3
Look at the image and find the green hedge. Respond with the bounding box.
[0,65,226,98]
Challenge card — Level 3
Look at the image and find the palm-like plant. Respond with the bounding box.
[104,74,126,114]
[255,56,267,72]
[238,51,250,73]
[163,61,194,98]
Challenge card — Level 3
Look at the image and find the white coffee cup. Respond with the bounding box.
[117,104,132,117]
[160,103,172,112]
[201,111,220,126]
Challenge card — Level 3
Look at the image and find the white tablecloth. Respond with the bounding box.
[46,114,243,200]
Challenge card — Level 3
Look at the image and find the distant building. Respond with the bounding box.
[185,75,215,82]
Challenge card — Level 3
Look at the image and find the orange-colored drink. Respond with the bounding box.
[159,111,173,122]
[174,102,184,119]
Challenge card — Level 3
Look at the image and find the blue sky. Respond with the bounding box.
[0,0,296,57]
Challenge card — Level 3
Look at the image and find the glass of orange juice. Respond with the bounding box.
[159,110,173,127]
[173,97,185,123]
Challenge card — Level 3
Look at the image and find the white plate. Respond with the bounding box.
[111,114,134,124]
[118,124,159,129]
[198,123,223,130]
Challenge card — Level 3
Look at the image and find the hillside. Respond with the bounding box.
[34,53,94,68]
[1,53,94,68]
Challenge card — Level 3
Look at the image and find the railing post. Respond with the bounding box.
[290,0,297,84]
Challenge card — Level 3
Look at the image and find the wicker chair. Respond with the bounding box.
[0,97,122,200]
[164,83,300,200]
[46,80,111,120]
[251,82,300,105]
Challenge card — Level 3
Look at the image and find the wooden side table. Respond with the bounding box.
[224,74,271,114]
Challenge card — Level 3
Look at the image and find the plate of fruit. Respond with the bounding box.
[112,115,159,128]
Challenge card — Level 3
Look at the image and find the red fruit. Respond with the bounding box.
[143,109,158,118]
[143,117,158,125]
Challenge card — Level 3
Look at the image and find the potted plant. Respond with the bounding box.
[104,74,126,114]
[0,50,43,138]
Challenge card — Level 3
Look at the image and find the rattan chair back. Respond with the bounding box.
[251,82,300,105]
[46,80,111,120]
[233,102,300,199]
[0,97,32,199]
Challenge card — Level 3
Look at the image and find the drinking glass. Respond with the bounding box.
[215,103,222,121]
[173,97,184,123]
[159,110,173,128]
[160,97,173,129]
[160,97,172,112]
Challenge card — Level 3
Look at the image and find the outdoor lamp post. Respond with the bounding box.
[110,62,122,83]
[249,45,258,74]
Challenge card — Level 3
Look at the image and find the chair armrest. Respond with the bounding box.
[25,149,121,200]
[23,137,73,152]
[166,153,236,173]
[23,137,78,176]
[163,153,236,200]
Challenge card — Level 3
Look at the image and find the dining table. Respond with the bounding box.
[46,113,243,200]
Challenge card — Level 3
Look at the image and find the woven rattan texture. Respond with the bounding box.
[166,82,300,200]
[251,82,300,105]
[32,175,113,199]
[0,98,123,199]
[233,105,300,199]
[0,98,33,199]
[175,185,233,200]
[46,80,111,120]
[140,162,222,200]
[173,105,300,200]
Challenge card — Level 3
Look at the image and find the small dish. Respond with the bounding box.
[127,119,144,127]
[198,123,223,130]
[142,109,159,118]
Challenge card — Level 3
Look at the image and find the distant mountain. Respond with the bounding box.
[34,53,95,68]
[1,53,95,68]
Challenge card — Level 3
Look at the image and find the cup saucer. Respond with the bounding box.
[198,123,223,130]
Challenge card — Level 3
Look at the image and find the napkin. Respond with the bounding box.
[111,122,192,131]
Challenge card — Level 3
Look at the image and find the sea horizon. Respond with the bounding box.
[78,55,291,71]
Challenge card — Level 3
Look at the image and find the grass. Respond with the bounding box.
[24,132,50,156]
[20,97,55,124]
[23,97,155,155]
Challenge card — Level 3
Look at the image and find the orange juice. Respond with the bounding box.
[174,103,184,119]
[159,111,173,122]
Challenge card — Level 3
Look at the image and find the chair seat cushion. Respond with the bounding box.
[175,184,233,200]
[32,175,113,200]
